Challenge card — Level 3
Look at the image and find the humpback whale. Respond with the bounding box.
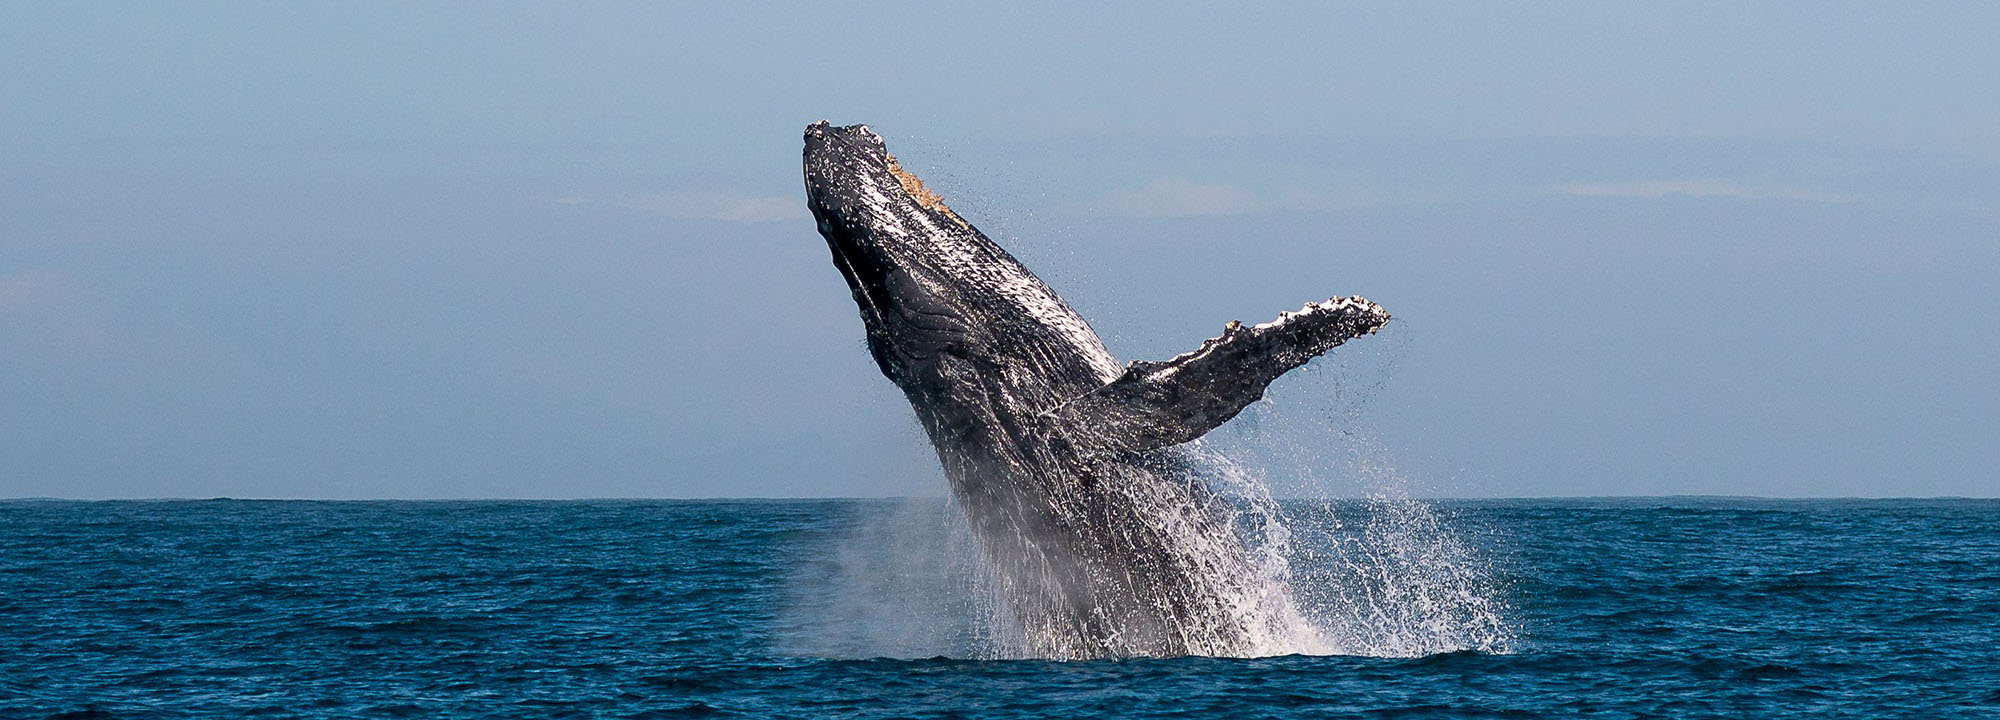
[802,122,1390,658]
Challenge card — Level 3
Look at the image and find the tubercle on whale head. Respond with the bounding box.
[802,122,966,228]
[884,154,962,224]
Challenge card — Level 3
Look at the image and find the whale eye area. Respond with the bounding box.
[882,268,969,335]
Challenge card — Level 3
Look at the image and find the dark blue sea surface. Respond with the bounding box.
[3,498,1997,718]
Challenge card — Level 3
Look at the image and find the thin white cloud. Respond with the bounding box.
[1093,177,1262,218]
[1556,179,1857,204]
[1273,184,1376,212]
[0,267,72,309]
[625,191,810,222]
[556,190,809,222]
[1088,177,1375,217]
[0,267,108,356]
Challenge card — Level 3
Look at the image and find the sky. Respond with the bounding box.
[3,2,1996,498]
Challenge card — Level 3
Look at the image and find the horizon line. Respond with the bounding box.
[3,494,1993,503]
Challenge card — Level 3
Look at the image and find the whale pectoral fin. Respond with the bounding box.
[1047,296,1390,454]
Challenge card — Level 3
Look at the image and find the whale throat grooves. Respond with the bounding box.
[802,121,1391,659]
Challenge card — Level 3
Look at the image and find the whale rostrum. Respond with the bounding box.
[802,121,1389,658]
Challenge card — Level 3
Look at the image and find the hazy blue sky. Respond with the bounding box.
[4,2,1996,498]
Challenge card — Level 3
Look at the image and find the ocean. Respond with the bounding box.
[3,498,1996,718]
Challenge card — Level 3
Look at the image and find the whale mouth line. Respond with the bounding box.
[826,231,886,322]
[806,124,979,360]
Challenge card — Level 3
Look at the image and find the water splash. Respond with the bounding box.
[777,498,1022,659]
[784,426,1517,660]
[1189,436,1518,658]
[782,331,1518,659]
[1217,319,1516,655]
[1290,491,1518,657]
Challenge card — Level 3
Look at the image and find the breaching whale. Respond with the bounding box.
[802,122,1390,658]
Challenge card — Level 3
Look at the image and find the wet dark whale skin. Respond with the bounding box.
[803,122,1389,658]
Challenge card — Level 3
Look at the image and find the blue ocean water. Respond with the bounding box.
[2,498,1996,718]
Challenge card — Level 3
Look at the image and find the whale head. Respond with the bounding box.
[802,122,1119,414]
